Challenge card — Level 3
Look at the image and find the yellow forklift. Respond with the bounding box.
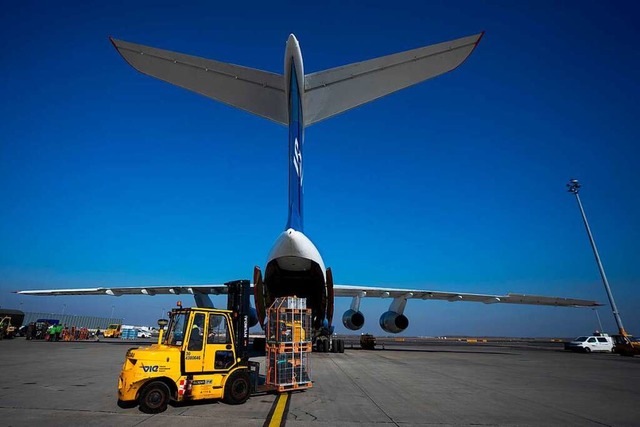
[118,281,259,413]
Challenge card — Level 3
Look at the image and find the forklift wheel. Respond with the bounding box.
[138,381,170,414]
[117,399,137,409]
[224,371,251,405]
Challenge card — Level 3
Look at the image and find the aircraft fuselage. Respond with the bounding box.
[256,36,333,333]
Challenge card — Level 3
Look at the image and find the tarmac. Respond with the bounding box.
[1,337,639,426]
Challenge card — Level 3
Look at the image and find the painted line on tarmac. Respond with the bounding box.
[264,392,291,427]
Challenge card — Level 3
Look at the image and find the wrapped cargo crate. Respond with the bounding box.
[267,298,312,345]
[267,347,311,387]
[265,297,312,391]
[120,328,137,340]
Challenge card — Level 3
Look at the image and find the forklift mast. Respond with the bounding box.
[226,280,251,362]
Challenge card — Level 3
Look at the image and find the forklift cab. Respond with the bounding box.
[164,309,237,373]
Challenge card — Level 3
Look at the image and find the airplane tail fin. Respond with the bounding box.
[109,38,288,125]
[111,33,482,233]
[302,32,484,126]
[111,33,483,128]
[286,56,304,232]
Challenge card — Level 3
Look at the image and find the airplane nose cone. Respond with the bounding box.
[287,34,299,45]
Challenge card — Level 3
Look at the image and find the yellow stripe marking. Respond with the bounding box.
[268,392,290,427]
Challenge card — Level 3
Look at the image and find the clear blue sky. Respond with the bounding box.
[1,1,638,337]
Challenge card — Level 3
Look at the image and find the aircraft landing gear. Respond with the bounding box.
[314,336,345,353]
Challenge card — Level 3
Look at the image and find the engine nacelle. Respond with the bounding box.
[379,311,409,334]
[342,309,365,331]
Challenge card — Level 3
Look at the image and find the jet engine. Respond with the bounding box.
[379,311,409,334]
[342,309,365,331]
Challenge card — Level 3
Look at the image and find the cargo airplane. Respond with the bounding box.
[17,33,601,350]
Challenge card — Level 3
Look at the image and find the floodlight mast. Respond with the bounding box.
[566,179,627,336]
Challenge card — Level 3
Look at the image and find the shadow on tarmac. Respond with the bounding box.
[347,347,515,356]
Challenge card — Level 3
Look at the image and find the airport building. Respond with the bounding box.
[22,312,123,330]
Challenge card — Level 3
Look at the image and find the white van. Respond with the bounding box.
[564,335,614,353]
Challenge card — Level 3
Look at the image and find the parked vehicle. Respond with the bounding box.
[612,334,640,357]
[0,309,25,339]
[103,324,122,338]
[360,334,376,350]
[564,335,613,353]
[136,329,152,338]
[33,320,58,340]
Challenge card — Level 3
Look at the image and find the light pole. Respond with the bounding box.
[567,178,627,335]
[592,308,604,333]
[110,305,115,320]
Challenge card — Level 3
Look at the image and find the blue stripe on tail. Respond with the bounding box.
[286,64,304,231]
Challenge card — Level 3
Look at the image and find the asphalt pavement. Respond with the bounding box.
[1,337,639,426]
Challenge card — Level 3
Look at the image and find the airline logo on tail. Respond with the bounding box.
[287,134,304,232]
[292,137,302,185]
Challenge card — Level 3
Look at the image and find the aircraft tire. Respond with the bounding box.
[322,339,330,352]
[224,370,251,405]
[138,381,170,414]
[338,339,345,353]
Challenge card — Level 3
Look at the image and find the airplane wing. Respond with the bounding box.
[333,285,602,307]
[110,38,288,125]
[303,32,484,126]
[15,284,231,297]
[17,283,601,307]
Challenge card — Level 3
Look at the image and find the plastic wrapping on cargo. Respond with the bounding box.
[120,329,137,340]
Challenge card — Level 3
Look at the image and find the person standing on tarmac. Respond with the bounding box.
[46,324,54,341]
